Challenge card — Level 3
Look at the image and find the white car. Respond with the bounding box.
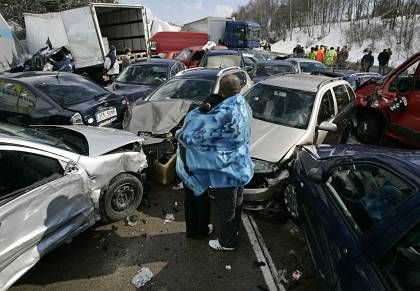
[0,124,147,290]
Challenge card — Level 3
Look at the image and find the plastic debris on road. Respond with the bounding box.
[131,267,153,288]
[126,215,139,227]
[163,213,175,224]
[225,265,232,271]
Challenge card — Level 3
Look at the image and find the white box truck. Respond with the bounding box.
[24,3,151,74]
[183,16,234,44]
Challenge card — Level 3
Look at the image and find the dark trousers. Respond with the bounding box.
[212,187,243,248]
[184,186,211,239]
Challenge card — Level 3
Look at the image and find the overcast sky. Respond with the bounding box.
[121,0,249,24]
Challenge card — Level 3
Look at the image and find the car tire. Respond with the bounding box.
[283,183,299,220]
[357,114,382,144]
[101,173,143,222]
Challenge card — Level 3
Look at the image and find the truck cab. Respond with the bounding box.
[355,52,420,147]
[223,21,261,49]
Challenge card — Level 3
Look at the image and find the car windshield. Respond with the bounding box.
[116,64,167,85]
[244,83,316,129]
[300,61,326,73]
[148,77,216,102]
[175,49,193,61]
[256,64,294,76]
[205,55,241,68]
[246,27,261,41]
[35,76,109,107]
[0,124,79,153]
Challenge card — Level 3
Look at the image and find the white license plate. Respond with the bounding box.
[96,108,117,122]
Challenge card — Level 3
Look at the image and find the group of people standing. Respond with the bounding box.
[103,46,132,84]
[295,44,349,68]
[360,48,392,73]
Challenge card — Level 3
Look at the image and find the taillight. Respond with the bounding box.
[121,96,130,108]
[70,112,83,125]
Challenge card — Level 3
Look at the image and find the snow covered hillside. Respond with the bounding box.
[272,17,419,68]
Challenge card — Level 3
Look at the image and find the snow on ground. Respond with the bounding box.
[272,17,420,68]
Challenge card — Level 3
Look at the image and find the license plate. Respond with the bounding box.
[96,108,117,122]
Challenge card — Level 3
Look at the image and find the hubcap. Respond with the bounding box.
[111,183,135,211]
[284,184,298,218]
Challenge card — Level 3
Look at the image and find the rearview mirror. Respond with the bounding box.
[316,121,337,132]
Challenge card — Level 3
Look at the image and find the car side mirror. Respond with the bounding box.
[308,167,324,183]
[316,121,337,132]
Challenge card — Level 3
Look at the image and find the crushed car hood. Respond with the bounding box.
[108,83,156,102]
[34,125,143,157]
[123,99,193,136]
[250,118,306,163]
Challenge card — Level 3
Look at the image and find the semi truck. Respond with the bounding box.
[182,17,261,49]
[24,3,151,78]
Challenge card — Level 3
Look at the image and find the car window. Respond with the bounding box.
[205,55,241,68]
[317,89,335,123]
[389,60,419,93]
[18,88,36,114]
[379,223,420,290]
[0,80,20,112]
[326,163,416,234]
[117,64,168,85]
[148,77,216,102]
[233,71,247,87]
[300,61,326,73]
[191,51,204,62]
[333,84,350,112]
[175,49,192,61]
[170,64,179,78]
[345,84,356,101]
[244,83,316,129]
[0,150,64,202]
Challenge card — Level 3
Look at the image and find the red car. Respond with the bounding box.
[174,45,227,68]
[149,32,209,59]
[355,52,420,147]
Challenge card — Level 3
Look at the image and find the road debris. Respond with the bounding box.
[126,215,139,227]
[225,265,232,271]
[131,267,153,288]
[163,213,175,224]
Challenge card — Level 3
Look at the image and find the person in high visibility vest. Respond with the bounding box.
[325,47,337,66]
[315,46,325,63]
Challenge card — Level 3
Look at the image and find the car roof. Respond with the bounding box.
[174,67,244,79]
[0,71,82,85]
[260,73,336,92]
[287,58,323,64]
[256,60,294,66]
[305,144,420,174]
[205,49,241,56]
[131,58,179,66]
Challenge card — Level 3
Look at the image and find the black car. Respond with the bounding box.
[253,60,297,83]
[107,59,186,104]
[0,71,126,128]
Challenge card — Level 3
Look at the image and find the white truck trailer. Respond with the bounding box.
[183,16,235,44]
[24,3,151,71]
[0,13,27,72]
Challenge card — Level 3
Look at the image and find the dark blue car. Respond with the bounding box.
[252,60,297,83]
[285,144,420,291]
[0,71,126,128]
[108,59,186,104]
[312,70,383,90]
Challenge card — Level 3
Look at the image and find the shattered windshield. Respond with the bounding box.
[116,64,168,85]
[148,78,215,102]
[175,49,193,61]
[245,83,316,129]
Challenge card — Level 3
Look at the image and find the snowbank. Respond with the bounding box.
[272,17,419,68]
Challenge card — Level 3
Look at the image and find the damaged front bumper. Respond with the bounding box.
[243,169,289,210]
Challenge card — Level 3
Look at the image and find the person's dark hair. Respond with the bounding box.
[219,74,241,98]
[330,47,334,50]
[110,45,116,52]
[124,47,131,54]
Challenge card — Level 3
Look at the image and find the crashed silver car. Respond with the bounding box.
[244,74,356,210]
[0,123,147,290]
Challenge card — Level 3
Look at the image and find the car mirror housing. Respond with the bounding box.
[307,167,324,183]
[316,121,337,132]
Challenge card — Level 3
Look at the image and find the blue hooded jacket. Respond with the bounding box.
[176,94,254,196]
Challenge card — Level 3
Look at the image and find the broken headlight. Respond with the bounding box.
[252,158,278,174]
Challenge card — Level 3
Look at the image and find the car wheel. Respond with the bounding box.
[284,183,299,219]
[357,114,382,144]
[101,173,143,222]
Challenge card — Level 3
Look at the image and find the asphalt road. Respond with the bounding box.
[10,184,317,291]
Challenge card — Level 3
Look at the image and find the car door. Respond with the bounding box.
[331,83,355,142]
[316,88,339,144]
[0,80,20,125]
[386,59,420,144]
[0,147,94,289]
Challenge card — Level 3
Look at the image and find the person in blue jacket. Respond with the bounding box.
[176,74,254,251]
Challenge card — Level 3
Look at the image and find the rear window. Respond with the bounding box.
[300,61,326,73]
[35,76,109,107]
[204,55,242,68]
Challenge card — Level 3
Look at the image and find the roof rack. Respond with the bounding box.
[317,77,343,89]
[175,67,205,76]
[216,66,242,76]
